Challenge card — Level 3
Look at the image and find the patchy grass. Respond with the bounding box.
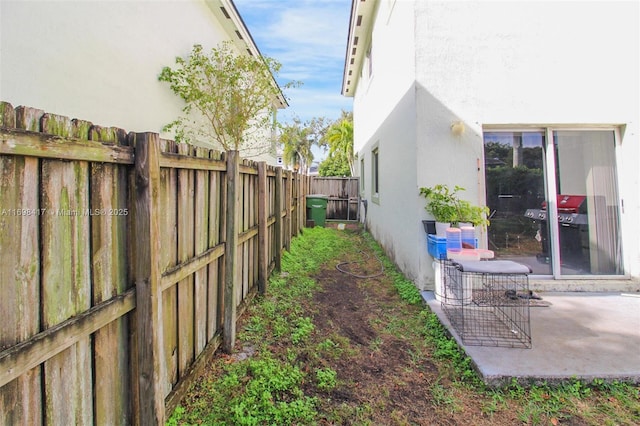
[169,226,640,425]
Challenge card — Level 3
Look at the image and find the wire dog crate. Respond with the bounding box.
[440,259,532,349]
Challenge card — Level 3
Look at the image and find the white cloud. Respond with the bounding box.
[234,0,352,123]
[264,8,347,54]
[280,86,352,122]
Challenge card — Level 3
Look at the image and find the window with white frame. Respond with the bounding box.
[360,157,365,193]
[371,145,379,203]
[366,45,373,80]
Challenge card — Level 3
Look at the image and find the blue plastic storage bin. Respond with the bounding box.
[427,235,447,259]
[427,234,477,259]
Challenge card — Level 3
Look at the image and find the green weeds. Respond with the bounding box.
[168,226,640,426]
[315,367,338,391]
[430,382,462,413]
[291,316,314,344]
[169,354,316,425]
[421,310,481,386]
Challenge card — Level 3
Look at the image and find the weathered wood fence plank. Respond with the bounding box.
[274,167,283,271]
[132,132,165,425]
[194,148,209,355]
[207,150,223,341]
[40,113,93,425]
[15,106,43,131]
[0,102,41,423]
[159,139,179,396]
[0,128,134,164]
[241,168,249,302]
[161,244,225,291]
[159,152,226,171]
[223,151,239,353]
[285,171,293,251]
[89,125,132,425]
[177,144,195,378]
[0,290,135,387]
[0,101,309,423]
[309,177,360,221]
[257,162,268,294]
[217,151,228,340]
[0,101,16,128]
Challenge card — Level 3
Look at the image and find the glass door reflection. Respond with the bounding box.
[484,131,551,275]
[553,131,622,275]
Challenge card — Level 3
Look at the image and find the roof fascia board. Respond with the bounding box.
[342,0,378,97]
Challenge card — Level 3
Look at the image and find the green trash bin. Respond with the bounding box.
[306,194,329,227]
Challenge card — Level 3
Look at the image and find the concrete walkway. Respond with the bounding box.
[422,291,640,387]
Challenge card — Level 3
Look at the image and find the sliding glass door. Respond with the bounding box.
[552,131,622,275]
[483,129,622,277]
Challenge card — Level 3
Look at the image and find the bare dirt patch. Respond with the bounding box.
[296,229,518,425]
[175,228,640,426]
[176,226,635,425]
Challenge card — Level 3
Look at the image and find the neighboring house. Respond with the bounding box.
[308,162,320,176]
[342,0,639,291]
[0,0,286,164]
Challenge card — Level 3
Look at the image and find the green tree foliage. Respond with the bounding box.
[159,42,291,157]
[484,139,544,216]
[318,152,351,177]
[484,141,543,170]
[320,111,354,176]
[279,116,328,174]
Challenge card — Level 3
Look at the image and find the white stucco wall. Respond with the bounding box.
[351,0,639,289]
[1,0,280,163]
[414,1,639,279]
[1,0,232,134]
[353,0,415,150]
[352,0,427,286]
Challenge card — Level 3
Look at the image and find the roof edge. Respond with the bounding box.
[207,0,289,108]
[341,0,378,97]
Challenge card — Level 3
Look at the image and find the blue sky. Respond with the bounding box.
[233,0,353,125]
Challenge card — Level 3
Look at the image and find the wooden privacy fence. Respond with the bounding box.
[0,102,309,424]
[310,176,360,221]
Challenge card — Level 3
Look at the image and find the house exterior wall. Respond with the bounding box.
[1,0,225,133]
[349,0,639,289]
[414,1,639,283]
[1,0,281,163]
[352,0,416,150]
[352,1,425,286]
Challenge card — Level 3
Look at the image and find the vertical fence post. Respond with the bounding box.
[257,162,268,294]
[293,173,299,236]
[132,132,165,425]
[284,170,292,251]
[298,173,304,234]
[223,150,239,353]
[274,167,283,271]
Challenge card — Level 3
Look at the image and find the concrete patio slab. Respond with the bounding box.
[422,291,640,387]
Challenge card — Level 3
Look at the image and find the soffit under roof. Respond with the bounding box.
[342,0,378,97]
